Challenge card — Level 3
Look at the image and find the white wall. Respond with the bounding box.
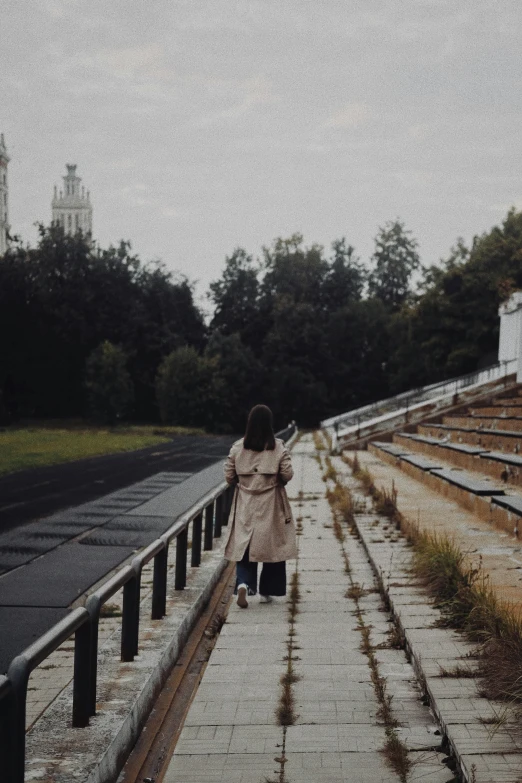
[498,292,522,382]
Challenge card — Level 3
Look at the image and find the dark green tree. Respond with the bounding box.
[204,332,262,432]
[261,234,329,309]
[0,225,205,421]
[84,340,134,424]
[368,220,420,309]
[386,209,522,389]
[322,238,366,309]
[208,248,263,350]
[155,346,212,427]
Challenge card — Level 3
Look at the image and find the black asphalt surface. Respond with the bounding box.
[0,434,235,534]
[0,434,235,672]
[0,428,294,672]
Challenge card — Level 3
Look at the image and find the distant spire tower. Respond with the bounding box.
[52,164,92,236]
[0,134,10,256]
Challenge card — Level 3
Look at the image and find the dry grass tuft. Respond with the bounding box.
[382,728,412,783]
[276,569,301,728]
[345,583,367,601]
[323,456,338,482]
[280,670,301,686]
[379,484,522,708]
[438,664,477,678]
[312,430,326,450]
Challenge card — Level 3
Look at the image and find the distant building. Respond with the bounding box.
[52,164,92,236]
[0,133,9,255]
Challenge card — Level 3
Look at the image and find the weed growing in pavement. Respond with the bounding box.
[322,464,411,781]
[325,483,356,528]
[438,664,477,678]
[313,430,325,450]
[323,456,337,482]
[276,570,301,728]
[349,459,522,717]
[382,728,412,783]
[271,564,303,782]
[345,583,371,601]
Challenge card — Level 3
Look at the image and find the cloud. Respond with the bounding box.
[95,44,174,82]
[196,75,280,126]
[323,103,370,130]
[42,42,180,106]
[489,200,522,213]
[42,0,78,19]
[408,123,432,140]
[115,183,154,207]
[162,206,182,218]
[394,170,438,188]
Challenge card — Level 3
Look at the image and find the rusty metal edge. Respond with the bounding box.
[117,561,236,783]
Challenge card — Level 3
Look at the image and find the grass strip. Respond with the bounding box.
[0,426,188,475]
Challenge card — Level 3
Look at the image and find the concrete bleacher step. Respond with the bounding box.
[430,467,504,496]
[443,414,522,432]
[470,406,522,417]
[418,422,522,454]
[369,441,410,457]
[369,440,522,536]
[401,453,444,471]
[395,432,522,488]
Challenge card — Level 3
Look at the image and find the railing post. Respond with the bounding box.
[152,544,168,619]
[133,568,141,657]
[0,679,15,783]
[121,571,139,662]
[72,620,91,728]
[223,486,233,526]
[85,595,100,717]
[175,527,188,590]
[7,656,30,783]
[191,512,202,567]
[204,503,214,551]
[214,494,223,538]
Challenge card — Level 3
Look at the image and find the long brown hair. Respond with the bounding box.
[243,404,276,451]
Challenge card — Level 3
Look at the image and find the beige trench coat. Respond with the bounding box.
[223,438,297,563]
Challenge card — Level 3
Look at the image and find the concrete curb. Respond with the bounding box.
[349,504,522,783]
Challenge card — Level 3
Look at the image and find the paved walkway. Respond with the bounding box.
[163,436,447,782]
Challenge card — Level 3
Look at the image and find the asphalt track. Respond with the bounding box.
[0,434,235,672]
[0,434,234,534]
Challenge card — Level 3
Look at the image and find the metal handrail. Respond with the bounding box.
[0,423,297,783]
[321,359,517,430]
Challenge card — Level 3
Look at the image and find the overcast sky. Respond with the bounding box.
[2,1,521,309]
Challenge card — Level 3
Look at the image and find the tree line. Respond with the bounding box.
[1,209,522,431]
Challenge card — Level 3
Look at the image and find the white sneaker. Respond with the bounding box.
[237,584,248,608]
[259,594,273,603]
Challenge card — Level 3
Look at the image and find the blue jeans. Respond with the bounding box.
[236,545,287,596]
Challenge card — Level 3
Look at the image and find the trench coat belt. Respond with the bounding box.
[236,481,292,523]
[237,481,279,495]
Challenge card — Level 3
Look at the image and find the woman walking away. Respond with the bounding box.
[224,404,297,608]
